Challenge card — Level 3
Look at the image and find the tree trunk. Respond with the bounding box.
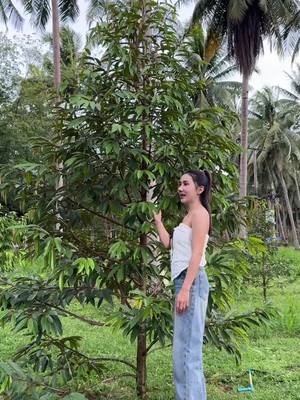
[136,324,147,399]
[239,73,249,239]
[253,150,258,195]
[282,208,288,241]
[51,0,61,89]
[262,260,267,302]
[135,1,153,396]
[276,201,286,241]
[294,172,300,230]
[136,227,148,399]
[279,171,300,249]
[294,170,300,207]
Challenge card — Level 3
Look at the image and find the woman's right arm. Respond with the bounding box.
[153,210,171,249]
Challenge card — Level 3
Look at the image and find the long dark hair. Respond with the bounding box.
[186,169,212,234]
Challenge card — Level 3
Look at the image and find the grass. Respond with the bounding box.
[278,246,300,276]
[1,249,300,399]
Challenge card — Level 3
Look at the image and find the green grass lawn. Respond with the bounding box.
[1,249,300,399]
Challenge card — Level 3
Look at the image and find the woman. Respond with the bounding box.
[154,170,211,400]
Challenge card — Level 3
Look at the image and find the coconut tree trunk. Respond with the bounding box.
[294,170,300,207]
[276,201,286,241]
[239,73,249,197]
[279,171,300,249]
[253,150,258,195]
[239,72,249,239]
[282,208,287,240]
[51,0,61,89]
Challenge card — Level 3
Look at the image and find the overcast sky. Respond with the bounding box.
[2,0,299,92]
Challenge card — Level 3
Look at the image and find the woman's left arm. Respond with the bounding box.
[176,211,209,313]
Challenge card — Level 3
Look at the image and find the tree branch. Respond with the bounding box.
[57,339,137,371]
[66,197,136,231]
[38,300,106,327]
[147,342,171,355]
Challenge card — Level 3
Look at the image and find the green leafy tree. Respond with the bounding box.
[22,0,80,224]
[0,209,27,271]
[0,33,44,102]
[1,67,53,161]
[0,34,52,172]
[246,199,281,301]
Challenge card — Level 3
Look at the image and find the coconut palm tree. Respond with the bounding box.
[22,0,79,230]
[185,24,241,110]
[22,0,79,89]
[43,26,82,86]
[248,87,300,248]
[177,0,299,225]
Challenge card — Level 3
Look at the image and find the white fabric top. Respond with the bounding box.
[170,223,209,281]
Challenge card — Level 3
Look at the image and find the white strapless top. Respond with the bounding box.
[170,223,209,281]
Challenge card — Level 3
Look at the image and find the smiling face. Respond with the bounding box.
[178,174,204,205]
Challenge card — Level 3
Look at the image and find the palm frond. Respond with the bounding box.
[278,87,299,101]
[191,0,219,23]
[283,8,300,36]
[86,0,111,23]
[227,0,251,22]
[186,23,205,59]
[174,0,191,7]
[27,0,51,29]
[22,0,34,15]
[0,0,8,26]
[212,64,238,80]
[60,25,81,65]
[59,0,79,22]
[292,36,300,62]
[268,0,296,26]
[213,80,241,89]
[248,110,263,119]
[0,0,23,29]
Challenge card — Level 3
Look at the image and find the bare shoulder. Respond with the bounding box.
[191,208,209,227]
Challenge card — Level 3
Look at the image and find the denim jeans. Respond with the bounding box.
[173,268,209,400]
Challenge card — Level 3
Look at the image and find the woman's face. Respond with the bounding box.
[178,174,203,205]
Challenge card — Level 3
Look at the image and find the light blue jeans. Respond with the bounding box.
[173,268,209,400]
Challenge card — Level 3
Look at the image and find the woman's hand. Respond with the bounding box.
[153,209,170,249]
[176,288,190,313]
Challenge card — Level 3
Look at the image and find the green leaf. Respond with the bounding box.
[111,123,122,133]
[108,241,130,260]
[59,272,64,291]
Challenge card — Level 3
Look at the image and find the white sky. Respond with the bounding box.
[1,1,299,92]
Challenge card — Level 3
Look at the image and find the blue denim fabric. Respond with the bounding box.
[173,268,209,400]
